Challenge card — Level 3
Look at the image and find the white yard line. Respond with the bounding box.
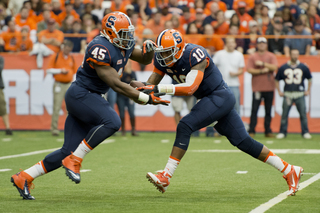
[0,148,60,160]
[249,172,320,213]
[191,149,320,154]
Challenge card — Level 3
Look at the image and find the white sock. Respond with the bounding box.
[73,140,92,159]
[164,156,180,178]
[264,151,292,175]
[24,160,46,179]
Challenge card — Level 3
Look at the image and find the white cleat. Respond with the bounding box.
[146,171,170,193]
[276,133,285,139]
[303,133,312,139]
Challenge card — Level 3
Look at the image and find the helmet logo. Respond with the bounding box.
[172,32,182,44]
[106,16,117,28]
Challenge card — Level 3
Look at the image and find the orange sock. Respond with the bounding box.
[264,151,291,175]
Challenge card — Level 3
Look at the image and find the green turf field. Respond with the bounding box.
[1,131,319,213]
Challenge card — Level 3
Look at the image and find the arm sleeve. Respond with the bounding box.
[270,54,278,67]
[304,65,312,79]
[246,55,255,70]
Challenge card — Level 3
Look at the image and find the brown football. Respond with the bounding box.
[130,81,145,88]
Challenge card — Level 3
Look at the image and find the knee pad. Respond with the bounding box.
[237,136,263,158]
[173,121,193,150]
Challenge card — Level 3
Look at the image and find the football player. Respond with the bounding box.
[10,12,169,200]
[139,29,303,196]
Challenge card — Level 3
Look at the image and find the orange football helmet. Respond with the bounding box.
[101,12,135,50]
[155,29,185,67]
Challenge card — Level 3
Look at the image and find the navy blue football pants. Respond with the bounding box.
[42,83,121,172]
[175,84,249,149]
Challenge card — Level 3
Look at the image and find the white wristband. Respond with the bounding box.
[138,92,149,104]
[158,84,175,95]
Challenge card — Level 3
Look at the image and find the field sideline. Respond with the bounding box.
[1,131,319,213]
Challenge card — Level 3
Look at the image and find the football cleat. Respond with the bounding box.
[146,171,171,193]
[62,153,82,184]
[11,171,35,200]
[283,165,304,196]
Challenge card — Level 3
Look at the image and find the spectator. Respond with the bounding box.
[0,56,12,135]
[233,0,255,11]
[16,27,33,52]
[266,16,288,55]
[51,0,62,16]
[203,2,218,25]
[213,37,245,115]
[247,37,278,138]
[244,20,260,54]
[65,19,86,53]
[38,18,64,53]
[237,1,253,34]
[1,20,20,52]
[82,13,95,33]
[57,0,80,25]
[167,0,184,16]
[129,12,144,44]
[80,3,99,25]
[192,8,205,34]
[179,6,195,32]
[282,7,294,30]
[206,0,227,12]
[171,14,185,34]
[278,0,301,21]
[37,10,54,33]
[31,0,42,15]
[248,0,263,18]
[164,20,173,29]
[260,5,270,35]
[185,22,202,44]
[284,19,312,56]
[73,0,85,16]
[110,0,130,14]
[132,0,152,24]
[211,10,229,35]
[146,9,165,36]
[37,3,59,23]
[0,2,12,31]
[14,7,37,43]
[60,15,74,33]
[275,49,312,139]
[228,24,245,53]
[198,24,224,54]
[46,39,77,136]
[91,0,104,21]
[307,5,320,33]
[117,61,139,136]
[299,14,312,33]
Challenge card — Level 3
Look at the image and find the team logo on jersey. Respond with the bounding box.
[166,69,173,73]
[117,59,122,65]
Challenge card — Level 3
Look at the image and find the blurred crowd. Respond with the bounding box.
[0,0,320,55]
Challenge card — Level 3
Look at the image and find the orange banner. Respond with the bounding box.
[1,53,320,133]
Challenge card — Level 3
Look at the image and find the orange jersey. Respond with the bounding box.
[57,10,80,25]
[238,13,253,34]
[1,30,20,52]
[14,15,37,31]
[38,29,64,53]
[16,37,33,52]
[110,0,131,13]
[233,0,254,10]
[206,1,227,12]
[36,11,59,23]
[197,35,224,52]
[212,21,229,35]
[47,51,77,83]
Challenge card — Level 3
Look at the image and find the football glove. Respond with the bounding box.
[137,85,159,94]
[148,93,170,106]
[143,40,157,54]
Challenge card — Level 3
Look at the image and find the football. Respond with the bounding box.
[130,81,145,88]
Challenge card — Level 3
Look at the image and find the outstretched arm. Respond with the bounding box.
[94,63,169,105]
[130,40,157,65]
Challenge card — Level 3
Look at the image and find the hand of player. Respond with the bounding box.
[137,85,159,94]
[147,93,170,106]
[143,40,157,54]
